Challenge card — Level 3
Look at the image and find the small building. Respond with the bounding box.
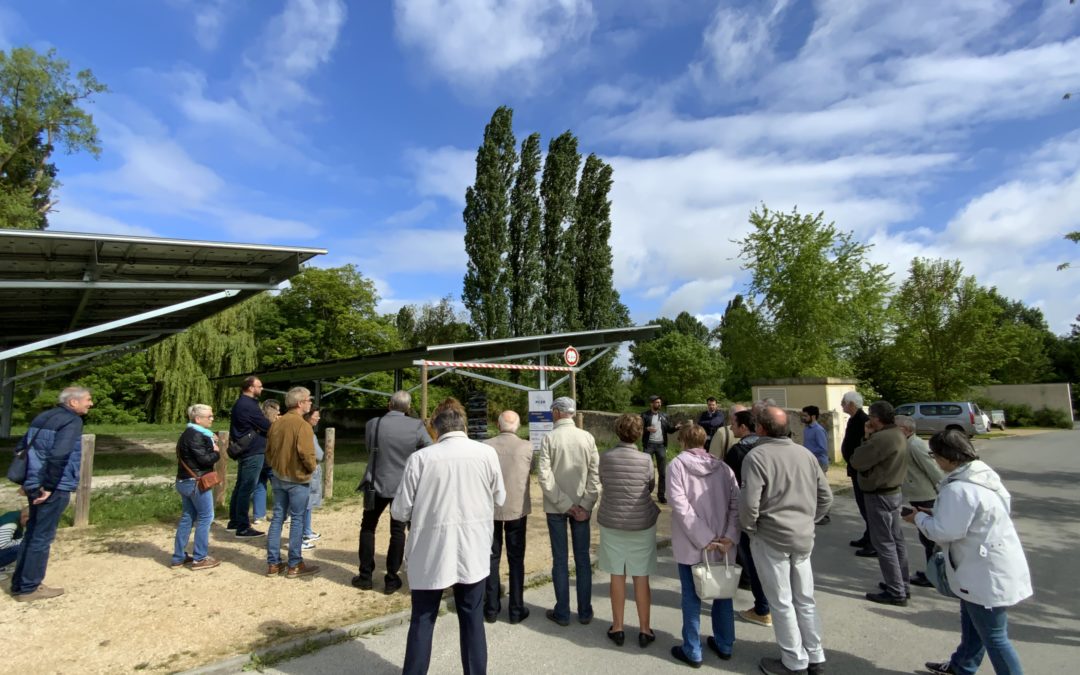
[751,377,859,463]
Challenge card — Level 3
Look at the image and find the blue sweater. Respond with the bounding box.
[23,406,84,493]
[229,395,271,458]
[803,421,828,463]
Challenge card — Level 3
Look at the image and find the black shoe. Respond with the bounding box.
[545,609,570,627]
[579,614,593,625]
[235,527,265,538]
[911,573,934,588]
[509,607,530,624]
[854,547,878,558]
[925,661,956,674]
[760,656,806,674]
[877,582,910,598]
[607,628,625,646]
[384,576,403,595]
[351,575,373,590]
[706,636,732,660]
[484,613,498,624]
[639,630,656,648]
[225,522,239,531]
[865,590,908,606]
[670,645,702,668]
[849,537,868,548]
[807,662,825,674]
[658,497,667,504]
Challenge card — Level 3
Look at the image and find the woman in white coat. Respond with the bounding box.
[902,429,1031,675]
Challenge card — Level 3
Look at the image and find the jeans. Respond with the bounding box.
[11,490,70,595]
[172,479,214,563]
[865,492,909,597]
[676,563,735,662]
[546,513,592,622]
[358,495,408,583]
[950,600,1024,675]
[751,536,825,671]
[251,464,272,521]
[739,531,770,616]
[0,542,20,568]
[644,442,667,500]
[228,453,264,530]
[404,580,487,675]
[485,516,528,621]
[303,508,314,538]
[267,476,309,568]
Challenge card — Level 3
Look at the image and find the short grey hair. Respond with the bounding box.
[551,397,576,414]
[187,404,213,422]
[895,415,916,433]
[497,410,521,433]
[841,391,864,408]
[432,407,467,436]
[285,386,311,409]
[261,399,281,414]
[389,390,412,412]
[59,386,91,406]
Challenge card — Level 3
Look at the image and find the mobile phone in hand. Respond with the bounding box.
[900,506,914,516]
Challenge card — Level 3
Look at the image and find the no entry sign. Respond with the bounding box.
[563,345,580,367]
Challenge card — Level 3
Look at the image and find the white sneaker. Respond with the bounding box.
[252,519,264,526]
[303,532,321,542]
[302,541,316,551]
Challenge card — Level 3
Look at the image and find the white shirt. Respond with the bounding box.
[391,430,506,590]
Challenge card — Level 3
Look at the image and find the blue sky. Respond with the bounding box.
[3,0,1079,333]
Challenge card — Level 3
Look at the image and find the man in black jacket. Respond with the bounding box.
[640,395,676,504]
[840,391,875,557]
[227,376,271,537]
[698,397,725,451]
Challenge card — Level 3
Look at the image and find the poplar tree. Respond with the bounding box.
[507,132,543,337]
[462,107,516,340]
[538,131,581,332]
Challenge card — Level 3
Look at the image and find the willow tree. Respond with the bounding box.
[147,295,268,423]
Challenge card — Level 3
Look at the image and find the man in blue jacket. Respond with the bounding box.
[227,376,271,537]
[12,386,93,602]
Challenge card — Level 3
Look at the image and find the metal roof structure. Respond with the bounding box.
[0,228,326,435]
[218,325,660,404]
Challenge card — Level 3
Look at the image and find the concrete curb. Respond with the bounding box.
[182,536,675,674]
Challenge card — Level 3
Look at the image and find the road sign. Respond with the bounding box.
[563,345,580,367]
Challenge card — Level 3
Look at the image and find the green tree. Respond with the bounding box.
[738,205,891,378]
[462,106,516,340]
[538,131,581,332]
[633,332,727,405]
[78,352,154,424]
[507,132,543,336]
[0,47,107,229]
[986,290,1054,384]
[889,258,1004,400]
[396,295,474,348]
[712,295,768,401]
[1057,231,1079,271]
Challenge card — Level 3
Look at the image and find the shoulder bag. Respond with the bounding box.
[357,417,381,511]
[692,548,742,601]
[177,442,221,493]
[926,545,959,599]
[227,429,257,460]
[6,428,39,485]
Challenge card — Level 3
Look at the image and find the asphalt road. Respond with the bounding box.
[263,429,1079,674]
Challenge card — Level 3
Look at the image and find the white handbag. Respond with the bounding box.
[691,549,742,601]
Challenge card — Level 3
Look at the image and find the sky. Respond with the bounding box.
[3,0,1079,334]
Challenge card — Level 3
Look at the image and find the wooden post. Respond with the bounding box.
[570,370,582,428]
[421,361,429,422]
[323,427,335,500]
[214,431,229,507]
[73,433,95,527]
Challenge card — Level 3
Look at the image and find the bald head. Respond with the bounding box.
[757,405,790,438]
[497,410,521,433]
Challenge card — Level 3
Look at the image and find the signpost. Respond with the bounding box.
[528,389,553,454]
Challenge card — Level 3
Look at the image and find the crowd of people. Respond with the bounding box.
[8,383,1034,675]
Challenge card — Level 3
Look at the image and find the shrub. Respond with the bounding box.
[1031,407,1073,429]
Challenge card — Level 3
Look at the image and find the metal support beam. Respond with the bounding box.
[321,372,378,398]
[538,354,548,390]
[0,281,280,291]
[549,346,612,390]
[0,359,15,438]
[407,368,450,392]
[3,334,164,387]
[325,381,395,398]
[448,368,535,393]
[0,289,239,362]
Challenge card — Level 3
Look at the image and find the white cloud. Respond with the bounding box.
[405,145,475,205]
[690,0,790,90]
[384,200,438,226]
[392,0,595,90]
[192,0,230,50]
[356,227,468,275]
[47,204,158,238]
[660,278,736,317]
[241,0,348,114]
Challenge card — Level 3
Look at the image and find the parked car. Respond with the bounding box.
[893,401,988,437]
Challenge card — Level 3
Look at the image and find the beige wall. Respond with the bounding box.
[751,381,858,463]
[970,383,1074,420]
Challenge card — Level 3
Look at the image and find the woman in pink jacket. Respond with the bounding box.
[667,423,741,667]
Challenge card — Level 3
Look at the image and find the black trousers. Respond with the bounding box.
[404,580,487,675]
[645,442,667,499]
[358,495,408,582]
[485,516,527,621]
[910,499,937,561]
[851,475,872,546]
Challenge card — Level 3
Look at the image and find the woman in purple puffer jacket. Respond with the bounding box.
[667,423,740,667]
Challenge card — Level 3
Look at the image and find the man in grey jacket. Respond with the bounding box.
[740,406,832,675]
[353,390,433,594]
[896,414,944,587]
[483,410,533,624]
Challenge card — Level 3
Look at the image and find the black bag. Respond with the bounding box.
[357,417,381,511]
[227,429,257,460]
[6,429,38,485]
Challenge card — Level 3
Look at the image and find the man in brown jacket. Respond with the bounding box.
[483,410,533,624]
[264,386,319,578]
[850,400,909,605]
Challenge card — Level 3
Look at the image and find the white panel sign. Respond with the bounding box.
[528,389,553,453]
